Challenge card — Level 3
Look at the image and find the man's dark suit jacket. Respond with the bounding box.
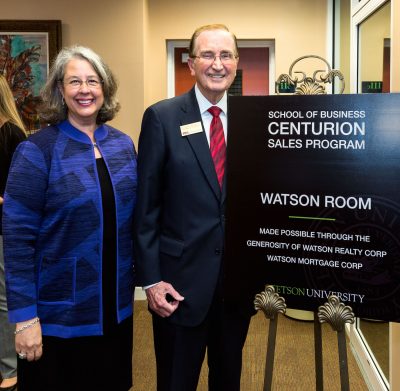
[134,88,226,327]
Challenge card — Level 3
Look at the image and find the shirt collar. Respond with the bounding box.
[194,84,227,115]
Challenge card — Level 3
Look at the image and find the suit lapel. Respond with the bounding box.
[180,88,221,200]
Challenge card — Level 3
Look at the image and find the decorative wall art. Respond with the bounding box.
[0,20,61,133]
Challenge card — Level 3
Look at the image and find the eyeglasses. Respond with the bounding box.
[62,77,103,90]
[193,51,238,63]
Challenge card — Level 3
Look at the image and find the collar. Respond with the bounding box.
[194,84,227,116]
[58,120,108,145]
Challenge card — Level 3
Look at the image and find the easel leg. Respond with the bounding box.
[318,295,354,391]
[254,286,287,391]
[314,312,324,391]
[263,316,278,391]
[337,329,350,391]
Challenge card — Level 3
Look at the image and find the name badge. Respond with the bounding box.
[180,122,203,137]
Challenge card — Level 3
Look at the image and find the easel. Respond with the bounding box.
[255,285,355,391]
[275,54,345,95]
[256,56,353,390]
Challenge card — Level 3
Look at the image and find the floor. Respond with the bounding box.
[133,300,369,390]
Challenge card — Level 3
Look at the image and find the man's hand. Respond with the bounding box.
[146,281,184,317]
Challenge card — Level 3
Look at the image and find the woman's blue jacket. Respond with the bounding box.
[3,120,137,338]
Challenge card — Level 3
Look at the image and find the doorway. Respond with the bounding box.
[167,40,275,98]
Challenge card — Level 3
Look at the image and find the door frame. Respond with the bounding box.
[167,39,275,98]
[349,1,399,390]
[349,0,389,93]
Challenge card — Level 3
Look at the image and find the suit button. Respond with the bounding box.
[215,248,221,255]
[221,214,225,222]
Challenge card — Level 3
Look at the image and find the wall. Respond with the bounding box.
[340,0,351,93]
[1,0,145,143]
[145,0,329,107]
[392,0,400,92]
[2,0,329,142]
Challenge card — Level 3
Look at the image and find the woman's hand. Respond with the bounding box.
[15,318,43,361]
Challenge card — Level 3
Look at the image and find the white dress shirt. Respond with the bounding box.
[194,84,228,145]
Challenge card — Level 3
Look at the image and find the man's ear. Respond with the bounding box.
[187,57,196,77]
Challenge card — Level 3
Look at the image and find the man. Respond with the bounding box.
[134,24,252,391]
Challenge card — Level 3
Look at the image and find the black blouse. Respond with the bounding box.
[95,157,118,334]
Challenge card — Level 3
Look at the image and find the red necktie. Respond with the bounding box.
[208,106,226,188]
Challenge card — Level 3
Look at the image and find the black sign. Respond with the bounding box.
[225,94,400,322]
[362,81,383,93]
[277,81,296,93]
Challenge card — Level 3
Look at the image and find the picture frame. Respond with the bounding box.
[0,20,62,133]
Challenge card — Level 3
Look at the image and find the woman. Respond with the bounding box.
[2,46,137,391]
[0,74,26,391]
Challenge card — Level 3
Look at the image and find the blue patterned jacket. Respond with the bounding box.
[3,120,137,338]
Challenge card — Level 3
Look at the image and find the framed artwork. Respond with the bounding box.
[0,20,62,133]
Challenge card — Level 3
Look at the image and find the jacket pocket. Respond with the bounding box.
[159,235,184,258]
[38,256,77,304]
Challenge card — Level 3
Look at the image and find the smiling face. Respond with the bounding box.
[60,58,104,129]
[187,29,238,104]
